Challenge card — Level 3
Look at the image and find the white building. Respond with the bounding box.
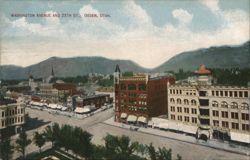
[167,65,250,143]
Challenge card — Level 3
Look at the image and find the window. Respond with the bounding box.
[170,106,175,112]
[170,89,172,94]
[242,113,249,121]
[212,101,218,107]
[2,120,5,127]
[220,91,223,97]
[225,91,228,97]
[239,91,243,97]
[177,116,182,121]
[192,117,197,123]
[241,103,249,110]
[184,116,189,122]
[231,102,238,109]
[191,100,196,106]
[221,101,228,108]
[191,108,197,114]
[184,108,189,113]
[177,107,182,113]
[212,110,219,117]
[184,99,189,105]
[229,91,233,97]
[232,122,239,130]
[177,98,181,104]
[221,111,228,118]
[231,112,238,119]
[222,121,229,128]
[128,84,136,90]
[244,91,248,98]
[170,98,175,104]
[171,114,175,120]
[1,111,4,117]
[234,91,238,97]
[242,124,249,131]
[213,120,219,127]
[216,91,219,96]
[138,84,146,91]
[212,91,214,96]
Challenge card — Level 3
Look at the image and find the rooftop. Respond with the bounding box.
[195,64,211,75]
[0,98,17,105]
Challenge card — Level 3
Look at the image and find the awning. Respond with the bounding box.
[167,121,180,131]
[49,104,57,109]
[56,105,63,110]
[147,121,153,126]
[74,107,91,114]
[120,113,127,119]
[61,107,67,111]
[158,123,169,129]
[230,132,250,143]
[127,115,137,122]
[137,116,147,123]
[180,124,198,134]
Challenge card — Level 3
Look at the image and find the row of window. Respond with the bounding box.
[170,98,197,106]
[169,89,196,96]
[212,101,249,110]
[212,111,249,120]
[127,106,147,111]
[120,84,146,91]
[213,120,249,131]
[212,90,248,98]
[120,93,147,99]
[170,114,197,123]
[170,106,197,114]
[1,116,24,127]
[1,108,24,117]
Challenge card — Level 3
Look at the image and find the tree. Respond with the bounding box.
[44,123,60,148]
[16,131,32,159]
[146,143,157,160]
[0,138,14,160]
[33,131,45,153]
[157,147,172,160]
[103,134,139,160]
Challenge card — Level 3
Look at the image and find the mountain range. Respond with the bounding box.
[0,41,249,80]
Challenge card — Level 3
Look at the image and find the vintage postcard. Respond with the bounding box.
[0,0,249,160]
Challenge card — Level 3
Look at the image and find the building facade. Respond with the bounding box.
[114,65,175,124]
[168,65,250,143]
[0,98,26,139]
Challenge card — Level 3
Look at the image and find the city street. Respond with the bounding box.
[22,108,250,160]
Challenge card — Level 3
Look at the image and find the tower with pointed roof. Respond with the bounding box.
[195,64,212,85]
[114,64,121,85]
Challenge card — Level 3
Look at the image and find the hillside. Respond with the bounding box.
[0,41,249,79]
[0,57,149,79]
[154,41,250,72]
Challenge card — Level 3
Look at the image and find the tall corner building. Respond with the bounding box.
[168,65,250,143]
[114,64,175,124]
[0,97,26,139]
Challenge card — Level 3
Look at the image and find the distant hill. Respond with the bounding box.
[0,41,249,80]
[0,57,149,80]
[154,41,250,72]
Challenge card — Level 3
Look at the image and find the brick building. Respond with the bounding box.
[114,65,175,124]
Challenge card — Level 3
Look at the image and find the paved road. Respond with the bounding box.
[22,108,249,160]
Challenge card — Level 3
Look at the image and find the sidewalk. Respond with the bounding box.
[104,117,250,156]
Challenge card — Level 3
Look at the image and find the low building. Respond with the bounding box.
[0,97,26,139]
[114,64,175,124]
[168,65,250,143]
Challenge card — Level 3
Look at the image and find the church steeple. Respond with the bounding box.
[51,66,55,76]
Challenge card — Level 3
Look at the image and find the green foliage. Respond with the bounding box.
[97,79,113,87]
[33,131,45,153]
[16,131,32,159]
[60,75,88,84]
[0,138,14,160]
[43,123,93,159]
[122,71,134,77]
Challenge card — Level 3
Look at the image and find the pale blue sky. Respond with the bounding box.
[0,0,249,68]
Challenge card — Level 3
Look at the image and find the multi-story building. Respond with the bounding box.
[168,65,250,143]
[114,64,175,124]
[0,97,26,139]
